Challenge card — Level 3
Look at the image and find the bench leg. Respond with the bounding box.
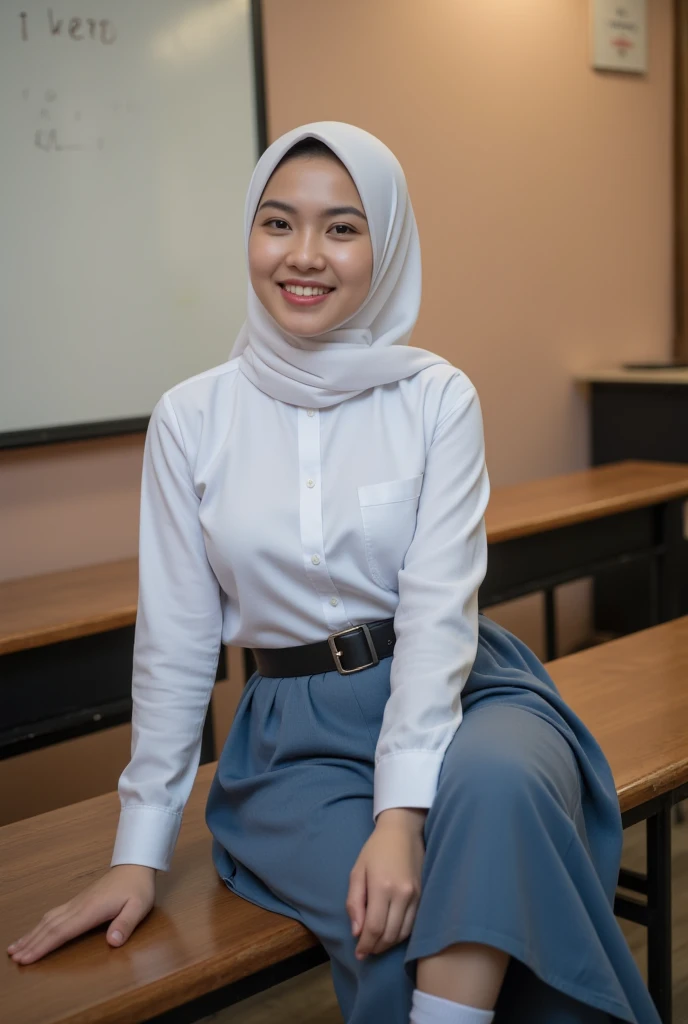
[199,649,227,765]
[544,588,557,661]
[647,806,672,1023]
[656,500,684,624]
[200,702,216,763]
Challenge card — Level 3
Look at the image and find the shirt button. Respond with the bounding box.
[329,597,339,607]
[311,554,321,566]
[306,478,315,489]
[307,409,315,418]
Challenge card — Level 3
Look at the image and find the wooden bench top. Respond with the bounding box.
[2,461,688,657]
[550,616,688,811]
[0,762,318,1024]
[484,459,688,544]
[2,615,688,1024]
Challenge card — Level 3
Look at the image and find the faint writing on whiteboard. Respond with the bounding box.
[34,128,104,152]
[23,88,138,154]
[19,9,116,44]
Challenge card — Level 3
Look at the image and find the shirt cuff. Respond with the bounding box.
[110,805,183,872]
[373,750,445,820]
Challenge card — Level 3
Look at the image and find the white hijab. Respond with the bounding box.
[231,121,447,408]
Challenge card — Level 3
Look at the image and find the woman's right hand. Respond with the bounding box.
[6,864,156,965]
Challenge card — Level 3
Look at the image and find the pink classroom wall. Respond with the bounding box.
[261,0,673,487]
[0,0,674,653]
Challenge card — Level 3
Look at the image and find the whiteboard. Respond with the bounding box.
[0,0,263,445]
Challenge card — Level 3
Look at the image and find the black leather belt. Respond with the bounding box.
[252,618,396,677]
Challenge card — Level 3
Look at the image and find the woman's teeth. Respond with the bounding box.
[282,284,331,296]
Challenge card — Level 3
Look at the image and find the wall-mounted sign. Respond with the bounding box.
[591,0,647,74]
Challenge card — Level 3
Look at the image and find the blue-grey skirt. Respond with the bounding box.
[205,616,660,1024]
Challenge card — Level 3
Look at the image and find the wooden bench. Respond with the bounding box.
[3,460,687,761]
[2,616,687,1024]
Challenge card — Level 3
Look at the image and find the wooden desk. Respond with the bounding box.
[0,559,218,763]
[481,460,688,659]
[577,368,688,634]
[3,460,687,757]
[3,617,687,1024]
[0,559,138,656]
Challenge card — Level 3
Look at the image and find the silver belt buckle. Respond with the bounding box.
[327,624,379,675]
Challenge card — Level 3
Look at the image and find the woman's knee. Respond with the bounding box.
[436,706,580,817]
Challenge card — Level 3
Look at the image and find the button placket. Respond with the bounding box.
[297,408,348,630]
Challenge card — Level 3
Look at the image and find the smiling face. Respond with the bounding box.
[248,153,374,337]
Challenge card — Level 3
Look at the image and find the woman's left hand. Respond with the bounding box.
[346,807,426,960]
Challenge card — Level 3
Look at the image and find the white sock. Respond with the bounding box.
[410,988,495,1024]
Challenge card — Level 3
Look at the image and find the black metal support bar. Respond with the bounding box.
[200,646,228,763]
[614,894,648,927]
[616,791,686,1023]
[200,709,215,764]
[1,639,228,762]
[649,548,661,628]
[647,808,673,1023]
[657,500,685,623]
[481,505,662,610]
[618,867,649,895]
[544,589,557,661]
[482,546,664,609]
[481,524,663,610]
[0,626,135,747]
[0,696,133,759]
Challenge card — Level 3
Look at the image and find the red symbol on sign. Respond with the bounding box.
[611,35,634,56]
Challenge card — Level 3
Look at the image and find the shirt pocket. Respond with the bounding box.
[358,474,423,592]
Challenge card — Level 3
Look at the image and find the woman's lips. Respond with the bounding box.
[278,282,334,307]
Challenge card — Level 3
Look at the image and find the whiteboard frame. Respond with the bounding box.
[2,0,268,451]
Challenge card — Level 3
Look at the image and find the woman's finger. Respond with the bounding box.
[107,897,149,946]
[8,934,29,954]
[346,867,367,938]
[10,912,68,961]
[371,891,409,954]
[9,907,65,955]
[11,915,74,964]
[12,900,114,965]
[355,886,390,959]
[12,911,87,965]
[398,896,419,942]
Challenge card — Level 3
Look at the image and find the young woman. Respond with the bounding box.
[8,123,660,1024]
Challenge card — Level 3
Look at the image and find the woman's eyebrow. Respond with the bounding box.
[258,199,297,215]
[324,205,367,221]
[257,199,367,221]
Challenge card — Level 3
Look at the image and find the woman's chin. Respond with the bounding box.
[270,308,337,338]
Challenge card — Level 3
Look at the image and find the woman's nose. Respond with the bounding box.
[286,232,326,272]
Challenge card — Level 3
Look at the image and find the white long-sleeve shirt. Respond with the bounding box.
[111,357,489,871]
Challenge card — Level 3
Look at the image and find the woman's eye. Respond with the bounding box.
[330,223,355,236]
[267,219,290,230]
